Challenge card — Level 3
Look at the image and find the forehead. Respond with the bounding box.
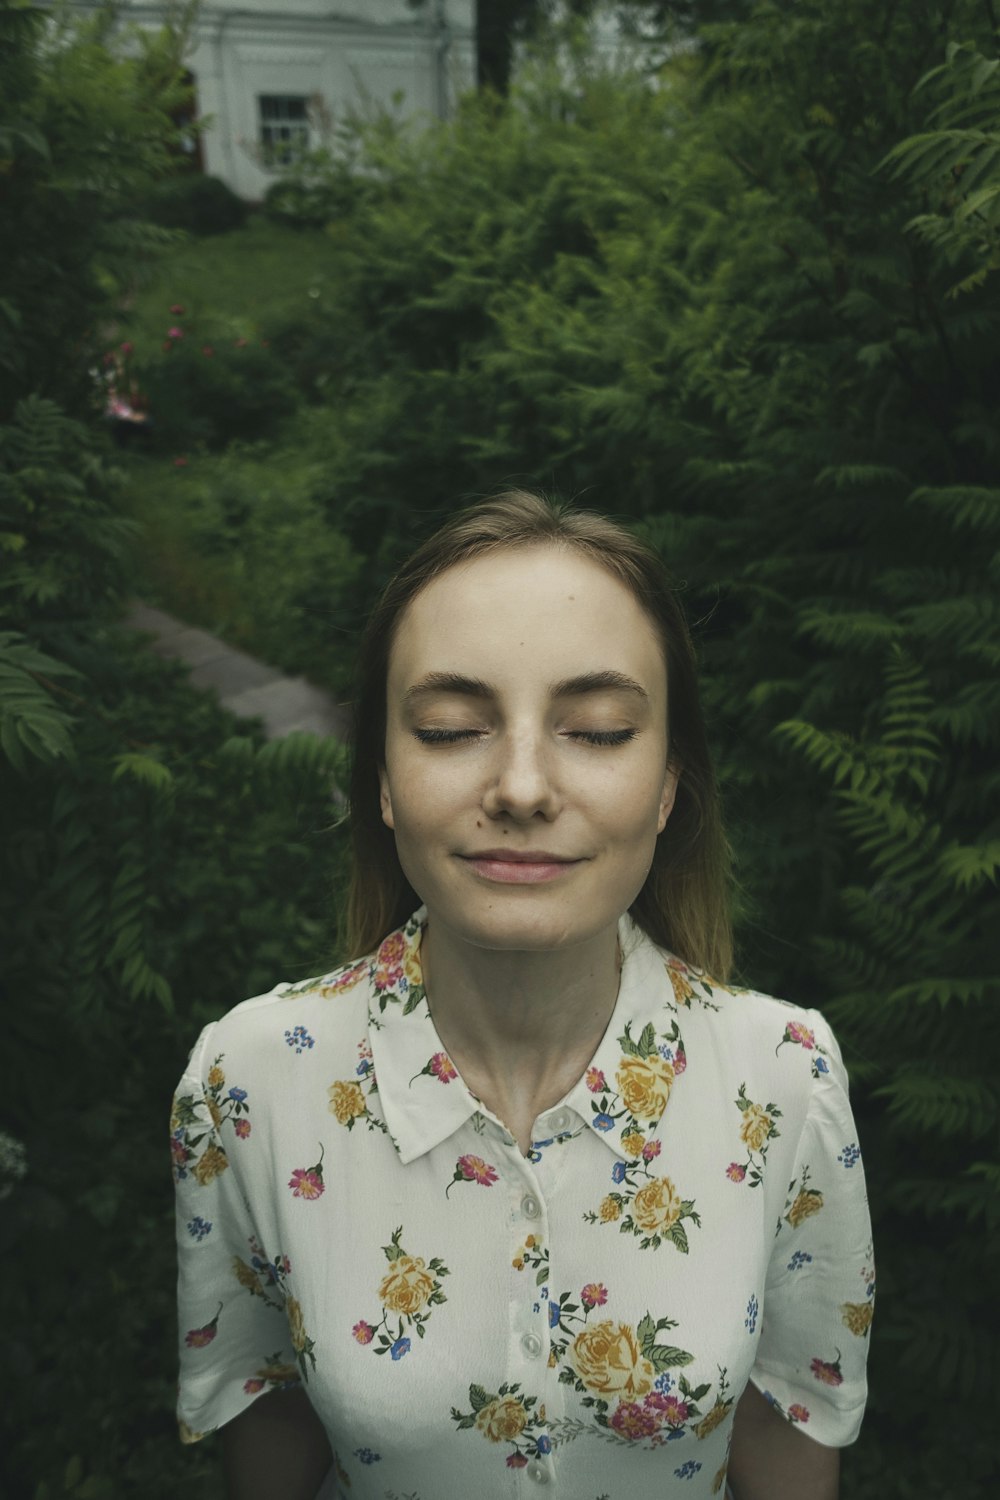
[387,545,667,692]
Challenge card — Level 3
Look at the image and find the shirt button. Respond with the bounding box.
[548,1109,572,1134]
[526,1462,550,1484]
[521,1331,542,1358]
[521,1193,541,1220]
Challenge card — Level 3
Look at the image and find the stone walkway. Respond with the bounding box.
[124,601,350,742]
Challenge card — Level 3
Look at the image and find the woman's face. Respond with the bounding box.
[379,544,679,955]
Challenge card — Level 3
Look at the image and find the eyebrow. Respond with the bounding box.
[403,669,649,703]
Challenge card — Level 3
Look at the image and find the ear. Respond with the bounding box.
[657,762,681,834]
[378,766,395,830]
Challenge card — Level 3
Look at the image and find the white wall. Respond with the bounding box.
[70,1,476,201]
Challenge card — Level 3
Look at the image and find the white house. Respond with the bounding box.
[72,1,476,202]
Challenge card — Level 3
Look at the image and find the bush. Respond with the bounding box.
[134,335,297,449]
[141,172,249,236]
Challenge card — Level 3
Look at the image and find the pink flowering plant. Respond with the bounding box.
[445,1153,499,1197]
[288,1144,326,1200]
[410,1049,458,1085]
[776,1019,831,1077]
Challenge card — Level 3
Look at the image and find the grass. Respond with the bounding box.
[112,216,365,693]
[121,214,336,351]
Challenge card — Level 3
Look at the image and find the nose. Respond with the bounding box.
[481,728,561,822]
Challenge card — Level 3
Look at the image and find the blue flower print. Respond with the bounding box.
[284,1025,315,1055]
[745,1293,759,1333]
[762,1390,777,1407]
[788,1250,813,1272]
[353,1448,381,1464]
[654,1372,674,1395]
[593,1113,615,1131]
[612,1161,627,1184]
[658,1044,675,1062]
[536,1436,552,1456]
[838,1143,861,1168]
[674,1461,702,1479]
[814,1056,829,1074]
[186,1215,212,1240]
[390,1337,411,1360]
[549,1301,562,1328]
[228,1086,248,1102]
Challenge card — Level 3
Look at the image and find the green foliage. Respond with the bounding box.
[141,171,249,236]
[133,336,297,449]
[117,442,363,692]
[0,0,192,421]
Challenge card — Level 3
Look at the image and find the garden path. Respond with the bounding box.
[124,601,350,742]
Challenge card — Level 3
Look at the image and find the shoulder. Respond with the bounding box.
[653,943,849,1108]
[179,949,376,1084]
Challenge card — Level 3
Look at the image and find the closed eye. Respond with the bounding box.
[568,729,637,747]
[412,727,484,744]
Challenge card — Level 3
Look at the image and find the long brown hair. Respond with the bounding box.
[345,489,733,978]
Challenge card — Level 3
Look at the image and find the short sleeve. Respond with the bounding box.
[171,1022,301,1444]
[750,1010,874,1445]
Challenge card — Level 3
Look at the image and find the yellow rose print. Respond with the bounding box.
[355,1227,449,1358]
[841,1301,874,1337]
[695,1400,732,1439]
[378,1254,437,1316]
[598,1194,621,1222]
[620,1130,645,1158]
[192,1142,228,1186]
[632,1176,683,1234]
[786,1188,824,1227]
[328,1079,366,1125]
[476,1395,529,1442]
[207,1065,224,1089]
[286,1296,307,1353]
[616,1053,675,1122]
[739,1103,774,1153]
[668,968,695,1006]
[570,1320,655,1398]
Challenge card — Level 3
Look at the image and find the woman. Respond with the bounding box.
[172,490,874,1500]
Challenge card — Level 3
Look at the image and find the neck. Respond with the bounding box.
[419,917,622,1135]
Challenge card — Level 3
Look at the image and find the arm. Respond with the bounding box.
[727,1381,839,1500]
[220,1386,334,1500]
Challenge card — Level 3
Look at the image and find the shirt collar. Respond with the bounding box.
[367,907,685,1166]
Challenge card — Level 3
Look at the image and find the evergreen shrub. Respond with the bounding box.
[141,172,249,236]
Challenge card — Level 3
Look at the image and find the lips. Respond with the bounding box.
[457,850,584,884]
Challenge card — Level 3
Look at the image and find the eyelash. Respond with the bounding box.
[412,728,637,747]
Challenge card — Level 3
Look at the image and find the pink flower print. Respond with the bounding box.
[586,1067,608,1093]
[243,1377,265,1394]
[610,1401,661,1439]
[352,1320,375,1345]
[167,326,184,340]
[787,1021,815,1050]
[810,1354,844,1387]
[430,1052,457,1083]
[446,1153,499,1197]
[788,1403,810,1423]
[642,1139,662,1161]
[506,1454,528,1469]
[184,1304,222,1348]
[234,1118,251,1139]
[726,1162,747,1183]
[288,1146,325,1200]
[659,1395,690,1427]
[673,1045,687,1076]
[170,303,185,315]
[581,1282,608,1308]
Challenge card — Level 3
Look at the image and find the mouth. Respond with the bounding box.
[457,850,584,885]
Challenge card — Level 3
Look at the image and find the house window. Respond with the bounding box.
[258,95,310,165]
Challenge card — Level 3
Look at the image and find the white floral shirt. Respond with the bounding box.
[172,908,873,1499]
